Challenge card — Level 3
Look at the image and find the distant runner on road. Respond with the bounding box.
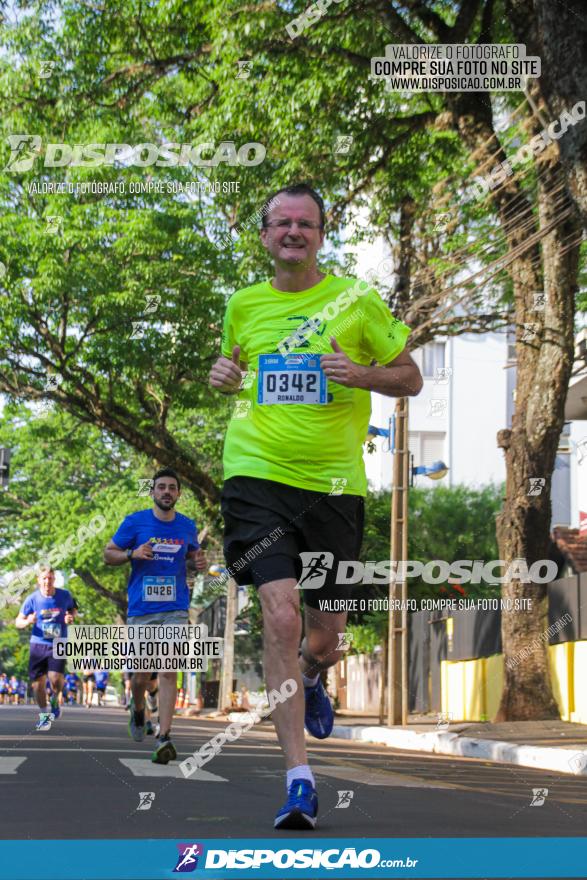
[82,667,95,708]
[94,670,109,706]
[63,672,80,706]
[0,672,8,704]
[15,566,77,730]
[9,675,19,705]
[104,467,207,763]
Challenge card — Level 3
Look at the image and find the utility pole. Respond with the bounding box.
[0,448,10,488]
[388,397,409,726]
[218,577,237,713]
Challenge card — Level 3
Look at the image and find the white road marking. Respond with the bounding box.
[314,764,457,789]
[0,747,282,756]
[119,758,228,781]
[0,757,26,774]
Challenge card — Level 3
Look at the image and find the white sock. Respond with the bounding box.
[286,764,315,790]
[302,672,320,688]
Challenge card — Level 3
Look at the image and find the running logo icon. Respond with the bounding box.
[336,632,353,651]
[136,792,155,811]
[530,788,548,806]
[528,477,546,496]
[4,135,42,172]
[330,477,347,495]
[297,552,334,589]
[335,790,354,808]
[173,843,204,872]
[569,752,587,773]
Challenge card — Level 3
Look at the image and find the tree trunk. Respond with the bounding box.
[391,196,416,315]
[494,118,581,719]
[444,88,580,718]
[506,0,587,228]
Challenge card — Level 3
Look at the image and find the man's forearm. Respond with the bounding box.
[104,549,130,566]
[354,364,423,397]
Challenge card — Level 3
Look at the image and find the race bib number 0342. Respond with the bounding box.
[258,354,327,405]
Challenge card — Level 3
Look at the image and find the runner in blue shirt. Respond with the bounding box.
[9,675,18,704]
[15,566,76,730]
[16,679,27,704]
[0,673,8,704]
[104,467,207,763]
[94,670,109,706]
[63,672,80,706]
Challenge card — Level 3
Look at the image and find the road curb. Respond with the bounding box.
[330,724,587,777]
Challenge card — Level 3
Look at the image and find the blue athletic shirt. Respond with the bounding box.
[20,588,75,645]
[65,673,79,689]
[94,670,108,687]
[111,509,199,617]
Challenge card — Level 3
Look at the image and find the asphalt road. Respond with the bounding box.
[1,704,585,878]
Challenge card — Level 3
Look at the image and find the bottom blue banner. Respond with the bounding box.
[0,837,586,879]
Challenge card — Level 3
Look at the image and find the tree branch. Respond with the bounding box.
[73,568,127,615]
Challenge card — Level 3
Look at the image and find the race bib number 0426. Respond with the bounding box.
[258,354,327,405]
[142,576,177,602]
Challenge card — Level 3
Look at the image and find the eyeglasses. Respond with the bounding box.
[264,219,323,230]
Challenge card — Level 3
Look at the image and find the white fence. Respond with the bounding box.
[331,653,382,713]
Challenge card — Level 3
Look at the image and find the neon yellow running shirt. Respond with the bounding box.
[221,274,411,496]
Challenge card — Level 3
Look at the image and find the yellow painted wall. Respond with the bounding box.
[442,660,465,719]
[484,654,504,720]
[549,642,573,720]
[570,641,587,724]
[440,641,582,722]
[441,658,449,717]
[463,658,485,720]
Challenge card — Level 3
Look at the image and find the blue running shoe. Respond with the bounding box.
[304,679,333,739]
[274,779,318,830]
[50,695,60,720]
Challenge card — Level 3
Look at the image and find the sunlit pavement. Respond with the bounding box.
[1,704,586,842]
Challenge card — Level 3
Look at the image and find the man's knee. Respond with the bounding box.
[263,601,301,649]
[302,634,341,669]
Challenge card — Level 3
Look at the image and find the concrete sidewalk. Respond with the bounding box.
[181,707,587,776]
[330,712,587,777]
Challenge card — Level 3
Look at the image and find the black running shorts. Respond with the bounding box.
[221,476,364,609]
[29,643,66,680]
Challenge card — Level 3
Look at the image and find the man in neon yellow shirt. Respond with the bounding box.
[209,183,422,830]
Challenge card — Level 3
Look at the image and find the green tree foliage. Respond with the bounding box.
[363,483,503,600]
[0,620,30,677]
[347,483,503,648]
[0,402,218,621]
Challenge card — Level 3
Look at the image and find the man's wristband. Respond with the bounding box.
[126,548,134,561]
